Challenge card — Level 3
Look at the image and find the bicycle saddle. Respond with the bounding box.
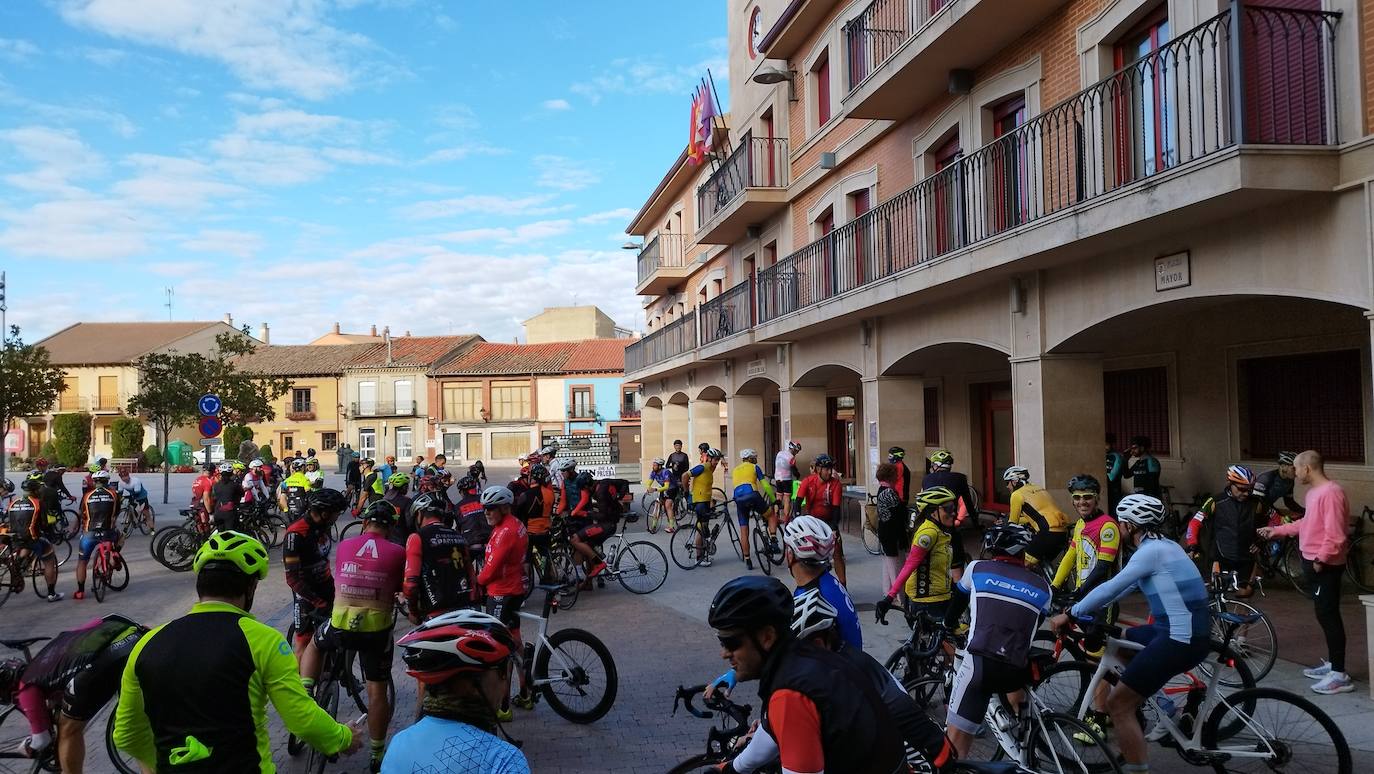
[0,636,51,650]
[1216,611,1264,626]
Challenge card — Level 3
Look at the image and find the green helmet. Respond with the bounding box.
[387,472,411,488]
[914,486,957,512]
[88,463,102,473]
[193,531,270,580]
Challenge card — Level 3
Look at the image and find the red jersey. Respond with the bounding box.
[478,516,528,597]
[190,474,214,502]
[796,474,842,521]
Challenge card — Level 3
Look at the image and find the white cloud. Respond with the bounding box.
[112,154,244,209]
[0,126,106,196]
[0,38,40,62]
[80,46,128,66]
[396,194,565,221]
[533,155,599,192]
[0,76,137,137]
[180,228,263,258]
[0,196,148,259]
[55,0,388,100]
[570,48,728,104]
[211,134,334,185]
[234,108,345,137]
[419,143,508,164]
[435,219,574,244]
[210,106,397,183]
[542,98,572,111]
[578,207,637,225]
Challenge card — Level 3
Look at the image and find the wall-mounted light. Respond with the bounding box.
[752,67,798,101]
[819,152,837,169]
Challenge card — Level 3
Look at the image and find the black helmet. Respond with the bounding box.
[306,488,348,515]
[456,475,477,493]
[411,492,447,516]
[1067,474,1101,494]
[575,470,594,487]
[0,479,13,495]
[887,446,906,461]
[708,576,794,634]
[813,453,835,468]
[362,500,399,526]
[983,522,1034,556]
[529,465,550,485]
[20,477,41,493]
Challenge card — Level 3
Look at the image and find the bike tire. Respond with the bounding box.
[1345,533,1374,594]
[1200,687,1351,774]
[862,523,883,556]
[1025,711,1123,774]
[751,526,773,576]
[614,540,668,594]
[139,505,154,535]
[338,519,364,541]
[51,536,72,567]
[535,627,618,723]
[305,674,341,773]
[670,524,701,570]
[1033,660,1097,715]
[725,519,743,560]
[638,491,655,516]
[104,698,143,774]
[0,555,13,609]
[158,527,201,572]
[1282,540,1314,598]
[666,753,730,774]
[30,552,47,599]
[1203,601,1276,684]
[549,546,580,610]
[712,487,727,505]
[645,499,661,534]
[107,550,130,591]
[93,553,108,603]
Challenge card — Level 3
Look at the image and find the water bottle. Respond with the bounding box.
[1154,692,1178,719]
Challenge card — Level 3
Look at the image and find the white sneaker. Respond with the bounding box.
[1311,672,1355,695]
[1144,722,1172,742]
[699,557,713,567]
[1302,660,1333,679]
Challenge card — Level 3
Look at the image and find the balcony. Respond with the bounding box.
[843,0,1065,120]
[57,394,82,412]
[700,279,755,348]
[696,137,790,245]
[625,310,698,377]
[757,6,1340,325]
[567,404,598,420]
[286,402,317,421]
[620,406,641,419]
[636,233,693,296]
[350,400,418,418]
[92,394,124,413]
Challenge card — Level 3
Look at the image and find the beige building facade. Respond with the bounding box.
[626,0,1374,515]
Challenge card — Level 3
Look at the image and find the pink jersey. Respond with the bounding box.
[331,533,406,632]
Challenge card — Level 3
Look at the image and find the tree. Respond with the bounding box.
[0,327,67,477]
[52,412,91,468]
[128,332,290,503]
[259,443,275,464]
[111,416,145,459]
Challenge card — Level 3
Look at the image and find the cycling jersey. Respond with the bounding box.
[282,518,334,610]
[6,495,46,542]
[404,521,475,619]
[687,463,715,505]
[456,496,489,551]
[955,558,1052,667]
[190,474,214,504]
[21,614,145,691]
[1052,512,1120,593]
[888,519,957,604]
[920,470,976,522]
[381,715,529,773]
[478,517,528,597]
[209,479,244,516]
[731,462,766,502]
[16,615,146,743]
[113,601,351,772]
[891,460,911,505]
[773,450,795,482]
[361,472,384,502]
[1253,468,1304,514]
[1008,483,1069,534]
[666,450,691,477]
[1123,454,1162,498]
[1186,491,1267,560]
[798,572,862,648]
[280,473,311,515]
[81,486,120,532]
[795,474,841,523]
[383,491,413,540]
[117,477,148,502]
[647,468,673,494]
[332,533,406,633]
[1071,536,1210,643]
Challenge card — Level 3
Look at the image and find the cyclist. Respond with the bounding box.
[80,459,109,494]
[205,461,245,532]
[279,458,312,520]
[378,455,396,483]
[114,468,153,531]
[1122,435,1162,499]
[707,575,905,774]
[646,458,679,533]
[942,522,1051,757]
[404,491,476,623]
[383,472,413,542]
[782,515,861,647]
[242,459,268,509]
[190,463,216,517]
[795,453,846,583]
[1051,494,1211,774]
[551,457,579,520]
[356,457,384,514]
[284,488,346,683]
[1105,434,1126,512]
[4,478,62,601]
[1051,474,1120,609]
[326,499,407,770]
[1003,465,1071,568]
[455,475,489,562]
[3,615,147,770]
[304,456,324,488]
[886,446,912,506]
[384,610,529,773]
[684,447,724,567]
[773,440,801,522]
[731,448,773,570]
[666,439,691,486]
[476,486,533,712]
[113,531,362,770]
[1185,464,1266,597]
[876,486,967,630]
[73,469,123,601]
[523,465,555,574]
[922,450,976,525]
[36,457,75,504]
[1253,450,1305,516]
[567,470,617,583]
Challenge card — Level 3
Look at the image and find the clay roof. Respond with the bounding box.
[35,321,236,366]
[564,338,630,373]
[433,342,574,376]
[232,344,377,376]
[347,335,481,369]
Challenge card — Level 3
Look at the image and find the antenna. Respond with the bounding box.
[163,287,174,320]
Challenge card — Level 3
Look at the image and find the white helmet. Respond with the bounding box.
[1002,465,1030,483]
[783,515,835,564]
[553,458,577,473]
[249,459,263,469]
[740,448,757,461]
[791,588,838,640]
[1116,494,1167,529]
[479,485,514,508]
[652,457,665,466]
[92,469,111,482]
[787,440,801,453]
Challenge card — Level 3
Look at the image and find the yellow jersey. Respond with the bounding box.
[905,519,954,603]
[1052,513,1121,590]
[688,463,717,504]
[1009,483,1070,534]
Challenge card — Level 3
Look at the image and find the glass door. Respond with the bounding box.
[358,428,376,460]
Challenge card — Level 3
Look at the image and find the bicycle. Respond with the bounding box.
[0,635,59,773]
[592,512,669,594]
[89,534,130,603]
[1342,505,1374,593]
[116,497,153,537]
[288,623,395,773]
[880,609,960,702]
[666,684,766,773]
[1046,616,1349,773]
[1201,567,1276,684]
[0,533,62,606]
[670,500,744,570]
[644,489,688,534]
[513,585,618,723]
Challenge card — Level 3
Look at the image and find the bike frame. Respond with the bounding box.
[516,592,580,691]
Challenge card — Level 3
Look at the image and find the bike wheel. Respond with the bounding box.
[614,540,668,594]
[0,555,12,609]
[51,535,72,567]
[712,487,727,505]
[139,505,154,535]
[670,524,701,570]
[638,491,655,516]
[1203,601,1277,684]
[644,499,661,534]
[1201,687,1351,774]
[1033,660,1096,715]
[93,552,108,602]
[107,550,130,591]
[338,519,364,541]
[535,627,618,723]
[751,526,773,575]
[305,673,341,773]
[666,753,731,774]
[104,698,143,774]
[1283,540,1314,598]
[158,527,201,572]
[1345,534,1374,593]
[31,553,45,598]
[862,523,883,556]
[549,546,581,610]
[726,519,743,560]
[1025,712,1123,774]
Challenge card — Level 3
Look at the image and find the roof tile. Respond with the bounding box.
[232,343,378,376]
[563,338,630,372]
[347,335,480,369]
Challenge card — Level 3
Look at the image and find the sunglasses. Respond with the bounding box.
[1070,492,1098,501]
[717,633,745,651]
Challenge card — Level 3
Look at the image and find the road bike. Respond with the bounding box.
[89,534,130,603]
[524,516,583,609]
[1342,505,1374,593]
[862,493,886,556]
[0,534,63,607]
[0,635,59,773]
[116,496,153,536]
[644,489,688,534]
[1200,567,1276,684]
[286,623,396,772]
[670,501,743,570]
[513,585,618,723]
[592,512,669,594]
[666,684,770,773]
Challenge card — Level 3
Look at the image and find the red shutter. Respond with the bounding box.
[1241,0,1326,144]
[1239,349,1363,462]
[1103,367,1171,455]
[817,56,831,125]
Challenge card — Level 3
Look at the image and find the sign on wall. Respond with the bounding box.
[1154,251,1190,291]
[746,359,767,378]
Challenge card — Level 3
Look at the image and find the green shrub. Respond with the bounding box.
[223,425,253,459]
[143,444,164,469]
[258,443,275,464]
[52,413,91,468]
[111,416,144,459]
[39,439,58,462]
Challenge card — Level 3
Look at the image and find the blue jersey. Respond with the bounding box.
[1072,536,1210,643]
[802,571,862,649]
[956,559,1052,667]
[382,715,529,774]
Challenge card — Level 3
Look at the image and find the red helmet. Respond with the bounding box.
[34,457,48,468]
[397,610,517,685]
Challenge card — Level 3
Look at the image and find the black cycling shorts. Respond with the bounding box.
[575,522,611,547]
[486,595,523,631]
[1217,556,1255,584]
[1119,624,1209,698]
[1025,530,1069,566]
[60,636,138,721]
[334,629,395,683]
[661,486,680,501]
[292,598,331,643]
[947,654,1029,734]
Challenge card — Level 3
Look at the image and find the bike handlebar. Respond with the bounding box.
[672,684,752,726]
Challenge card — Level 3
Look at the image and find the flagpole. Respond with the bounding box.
[706,69,729,159]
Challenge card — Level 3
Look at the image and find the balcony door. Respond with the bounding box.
[394,379,413,415]
[931,134,965,255]
[98,376,117,410]
[818,210,836,304]
[1113,9,1175,184]
[850,189,871,288]
[989,95,1029,234]
[1242,0,1326,144]
[358,381,377,417]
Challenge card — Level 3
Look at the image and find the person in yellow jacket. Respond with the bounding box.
[1052,474,1121,610]
[1003,465,1071,568]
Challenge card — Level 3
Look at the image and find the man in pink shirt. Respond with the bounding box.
[1258,450,1353,694]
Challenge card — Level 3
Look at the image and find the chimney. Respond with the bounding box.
[332,322,341,334]
[384,326,393,365]
[258,323,270,344]
[224,313,234,327]
[370,324,378,337]
[404,330,411,337]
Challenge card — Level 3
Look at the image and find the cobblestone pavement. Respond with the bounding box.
[2,473,1372,773]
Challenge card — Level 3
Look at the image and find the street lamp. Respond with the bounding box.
[621,240,642,251]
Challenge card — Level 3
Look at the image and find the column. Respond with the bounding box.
[663,400,689,455]
[727,393,766,462]
[1012,355,1105,495]
[861,376,923,488]
[690,397,726,489]
[640,403,663,479]
[780,386,827,470]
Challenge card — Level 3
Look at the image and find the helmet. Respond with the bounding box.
[217,462,233,474]
[231,461,246,472]
[249,459,263,469]
[1115,494,1167,529]
[813,453,835,468]
[914,486,957,512]
[398,609,518,685]
[362,500,399,526]
[456,475,477,492]
[553,458,577,473]
[530,466,550,485]
[1067,474,1101,494]
[387,472,411,489]
[291,458,307,471]
[34,457,48,468]
[92,469,111,482]
[1277,451,1297,466]
[740,448,757,461]
[575,470,594,487]
[305,457,319,468]
[1225,465,1255,488]
[887,446,906,461]
[698,442,711,453]
[928,449,953,468]
[21,476,40,493]
[0,479,13,495]
[0,657,26,703]
[88,464,101,473]
[652,457,665,466]
[306,488,348,515]
[411,492,447,516]
[787,441,801,453]
[1002,465,1030,483]
[193,530,270,580]
[480,486,514,508]
[704,447,723,460]
[539,446,555,456]
[708,575,794,634]
[791,588,839,640]
[983,522,1034,556]
[782,515,835,563]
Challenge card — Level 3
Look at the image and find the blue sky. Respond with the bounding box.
[0,0,725,344]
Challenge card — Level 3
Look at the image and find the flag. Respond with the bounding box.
[687,83,706,166]
[696,79,718,153]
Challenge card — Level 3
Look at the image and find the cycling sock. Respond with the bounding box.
[45,582,55,596]
[368,738,384,758]
[76,581,84,592]
[301,678,315,692]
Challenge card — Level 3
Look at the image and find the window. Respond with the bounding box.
[443,383,481,421]
[1238,349,1363,463]
[321,432,337,451]
[850,189,872,286]
[492,432,528,460]
[923,386,941,445]
[1103,366,1171,455]
[103,427,112,445]
[98,376,118,410]
[395,427,413,460]
[358,381,377,416]
[570,386,593,419]
[60,376,79,410]
[988,94,1029,232]
[491,381,530,420]
[622,387,639,417]
[466,432,485,460]
[930,133,966,254]
[1112,8,1175,184]
[283,435,294,451]
[358,428,376,459]
[394,379,413,413]
[291,388,312,414]
[812,51,831,126]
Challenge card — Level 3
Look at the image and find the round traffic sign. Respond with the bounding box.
[198,393,222,416]
[199,415,223,438]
